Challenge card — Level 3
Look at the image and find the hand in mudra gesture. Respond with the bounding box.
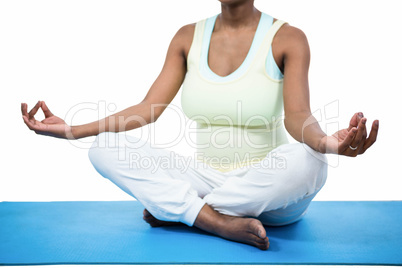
[319,112,379,156]
[21,101,73,139]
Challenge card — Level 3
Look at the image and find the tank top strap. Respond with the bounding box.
[251,20,288,74]
[187,19,207,68]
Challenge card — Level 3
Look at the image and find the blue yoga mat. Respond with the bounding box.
[0,201,401,265]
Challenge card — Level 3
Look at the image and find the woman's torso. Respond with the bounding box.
[181,12,289,172]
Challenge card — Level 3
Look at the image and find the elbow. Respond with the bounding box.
[284,117,298,140]
[139,100,166,124]
[147,106,163,124]
[283,113,298,132]
[284,111,312,127]
[148,113,160,124]
[283,111,311,142]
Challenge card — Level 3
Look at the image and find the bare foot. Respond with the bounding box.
[194,205,269,250]
[142,209,183,227]
[143,206,269,250]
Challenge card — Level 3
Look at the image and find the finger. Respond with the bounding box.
[22,103,31,117]
[349,117,367,148]
[362,120,379,153]
[21,103,29,117]
[28,101,42,118]
[362,117,368,138]
[357,136,367,155]
[347,112,363,131]
[339,127,357,154]
[41,101,54,117]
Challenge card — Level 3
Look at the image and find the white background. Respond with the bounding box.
[0,0,401,202]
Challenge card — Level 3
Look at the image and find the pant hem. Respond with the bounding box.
[180,198,206,227]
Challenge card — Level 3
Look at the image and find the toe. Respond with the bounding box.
[248,219,267,239]
[255,237,270,250]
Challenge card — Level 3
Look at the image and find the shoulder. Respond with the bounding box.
[277,23,309,43]
[175,23,196,40]
[169,23,196,59]
[274,22,310,60]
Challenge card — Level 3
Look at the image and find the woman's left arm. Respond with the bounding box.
[277,24,379,156]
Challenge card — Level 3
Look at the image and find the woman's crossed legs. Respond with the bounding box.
[88,132,328,250]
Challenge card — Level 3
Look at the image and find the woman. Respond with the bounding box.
[21,0,379,250]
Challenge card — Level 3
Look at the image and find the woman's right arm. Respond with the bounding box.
[22,24,194,140]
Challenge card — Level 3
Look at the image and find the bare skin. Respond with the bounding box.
[21,0,379,251]
[143,205,269,250]
[194,204,269,250]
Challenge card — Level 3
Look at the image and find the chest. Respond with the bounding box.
[208,30,256,77]
[181,15,287,127]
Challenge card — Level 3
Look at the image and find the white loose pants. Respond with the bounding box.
[88,132,328,227]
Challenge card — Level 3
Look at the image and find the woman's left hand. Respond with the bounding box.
[318,112,379,156]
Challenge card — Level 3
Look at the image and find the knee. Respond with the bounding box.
[291,143,328,191]
[88,132,146,178]
[292,143,327,172]
[88,133,112,161]
[88,132,119,178]
[270,143,328,195]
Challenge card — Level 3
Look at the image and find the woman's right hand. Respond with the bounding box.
[21,101,74,139]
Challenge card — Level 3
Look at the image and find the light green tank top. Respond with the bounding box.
[181,15,289,173]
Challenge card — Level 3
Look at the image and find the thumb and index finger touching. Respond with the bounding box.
[21,101,53,119]
[337,112,362,152]
[21,101,54,131]
[347,112,363,132]
[342,111,380,155]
